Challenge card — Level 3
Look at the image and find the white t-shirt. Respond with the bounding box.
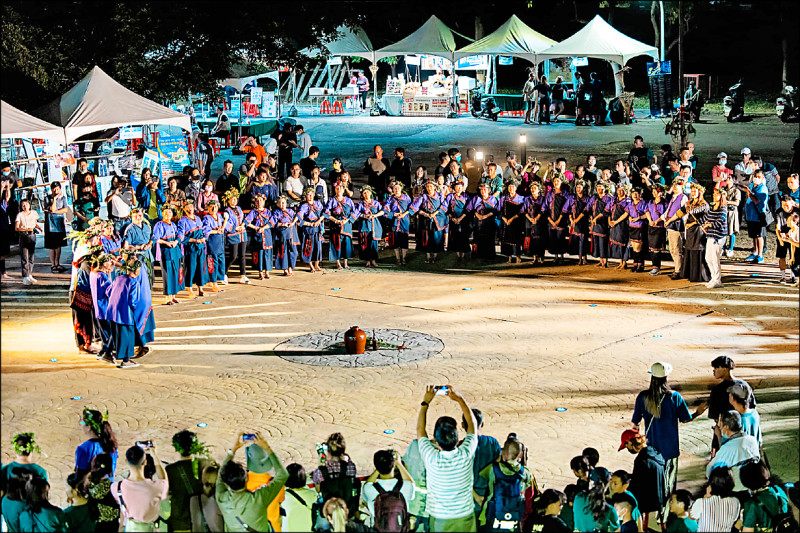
[361,478,415,527]
[265,137,278,155]
[418,433,477,519]
[299,133,312,158]
[15,210,39,231]
[285,177,304,206]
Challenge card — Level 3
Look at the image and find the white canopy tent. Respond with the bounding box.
[535,14,659,66]
[1,100,66,145]
[219,70,280,92]
[34,66,191,144]
[454,15,556,64]
[302,25,375,63]
[374,15,472,63]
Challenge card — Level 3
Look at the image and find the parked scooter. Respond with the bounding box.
[471,90,501,121]
[723,81,745,122]
[776,85,799,123]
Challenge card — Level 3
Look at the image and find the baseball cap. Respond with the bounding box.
[618,429,641,451]
[650,362,672,378]
[741,147,751,155]
[717,152,728,159]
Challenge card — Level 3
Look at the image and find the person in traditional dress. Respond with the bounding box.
[523,182,548,263]
[410,181,447,264]
[626,188,649,273]
[355,186,384,267]
[499,180,525,263]
[89,253,115,363]
[122,208,154,289]
[245,194,274,279]
[325,181,357,269]
[130,255,156,360]
[566,179,591,265]
[296,188,325,272]
[383,182,412,266]
[467,182,500,261]
[69,237,100,355]
[271,195,299,276]
[667,183,710,283]
[222,188,250,284]
[100,220,121,257]
[178,201,212,297]
[590,180,613,267]
[151,207,184,305]
[44,181,69,272]
[202,200,227,287]
[248,169,279,208]
[609,184,632,270]
[645,184,668,276]
[106,258,144,369]
[446,180,471,261]
[545,176,571,264]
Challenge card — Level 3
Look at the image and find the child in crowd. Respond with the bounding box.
[608,469,642,529]
[776,195,798,284]
[666,489,698,532]
[582,447,600,470]
[570,456,592,492]
[611,491,639,532]
[526,489,570,532]
[558,484,579,531]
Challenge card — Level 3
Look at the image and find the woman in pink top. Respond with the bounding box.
[112,443,168,532]
[195,179,219,217]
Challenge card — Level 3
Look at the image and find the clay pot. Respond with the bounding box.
[344,325,367,354]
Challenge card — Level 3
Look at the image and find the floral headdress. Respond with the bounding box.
[172,432,212,458]
[303,187,316,197]
[130,207,145,216]
[671,177,686,188]
[360,185,376,196]
[117,257,142,275]
[505,179,521,189]
[205,199,219,209]
[221,188,239,204]
[574,179,587,190]
[82,407,108,435]
[595,179,611,192]
[689,182,706,194]
[90,253,115,269]
[617,184,632,196]
[12,433,41,456]
[650,182,667,194]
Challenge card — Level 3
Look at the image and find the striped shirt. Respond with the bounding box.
[418,434,477,519]
[705,205,728,240]
[690,495,741,532]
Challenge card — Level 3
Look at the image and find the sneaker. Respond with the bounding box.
[99,354,116,364]
[29,275,37,283]
[22,277,32,286]
[649,268,661,276]
[240,276,251,284]
[117,361,140,369]
[744,253,757,261]
[725,249,734,258]
[779,276,788,284]
[222,276,229,285]
[756,255,764,263]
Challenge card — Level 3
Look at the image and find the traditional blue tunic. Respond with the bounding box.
[410,193,447,253]
[296,201,325,263]
[499,193,525,257]
[122,221,154,283]
[132,268,156,346]
[564,193,591,257]
[466,195,499,259]
[90,270,114,357]
[590,194,614,259]
[223,206,248,245]
[101,235,121,255]
[610,197,631,260]
[271,208,299,270]
[446,192,472,253]
[523,195,548,258]
[325,197,356,260]
[152,220,184,296]
[545,189,571,255]
[106,273,137,362]
[202,213,226,282]
[383,194,412,250]
[246,208,274,272]
[356,199,384,261]
[178,215,209,287]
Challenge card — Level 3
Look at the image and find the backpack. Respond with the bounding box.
[319,461,361,518]
[754,487,794,533]
[372,479,410,533]
[485,463,525,531]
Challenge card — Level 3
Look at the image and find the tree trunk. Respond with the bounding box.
[650,1,660,49]
[390,64,397,78]
[781,32,789,88]
[607,7,623,96]
[475,16,485,87]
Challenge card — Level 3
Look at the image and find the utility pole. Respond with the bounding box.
[678,1,685,148]
[659,1,665,61]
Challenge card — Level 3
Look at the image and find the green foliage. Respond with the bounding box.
[379,56,399,65]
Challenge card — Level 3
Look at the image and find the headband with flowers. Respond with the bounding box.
[12,432,41,456]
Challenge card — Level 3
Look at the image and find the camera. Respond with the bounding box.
[434,385,449,395]
[136,440,153,449]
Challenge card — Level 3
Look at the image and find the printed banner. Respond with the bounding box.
[403,96,449,117]
[119,126,143,140]
[155,135,190,180]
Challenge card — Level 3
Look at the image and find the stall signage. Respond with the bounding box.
[403,96,450,117]
[250,87,263,105]
[498,56,514,66]
[328,56,342,66]
[419,55,452,70]
[155,136,190,179]
[55,152,77,168]
[647,60,671,76]
[119,126,143,140]
[571,57,589,67]
[455,55,489,70]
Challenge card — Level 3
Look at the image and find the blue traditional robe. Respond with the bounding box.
[296,201,325,263]
[245,208,274,272]
[466,195,499,259]
[178,215,209,287]
[410,193,448,253]
[383,194,412,250]
[202,213,226,282]
[151,221,184,296]
[356,199,384,261]
[270,208,299,269]
[325,196,356,260]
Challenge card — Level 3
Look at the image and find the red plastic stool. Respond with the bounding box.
[333,101,344,114]
[321,101,332,114]
[208,138,220,156]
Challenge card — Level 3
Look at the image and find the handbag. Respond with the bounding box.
[70,287,93,312]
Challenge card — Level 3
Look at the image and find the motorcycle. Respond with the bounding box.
[776,85,799,123]
[723,81,745,122]
[471,90,501,121]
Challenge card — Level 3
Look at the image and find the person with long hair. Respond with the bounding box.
[566,179,591,265]
[328,157,345,185]
[312,433,360,521]
[589,180,613,268]
[44,181,69,273]
[296,188,325,272]
[84,453,120,533]
[384,182,412,266]
[355,186,384,267]
[271,195,299,276]
[703,187,729,288]
[467,183,500,261]
[573,468,619,532]
[2,468,34,532]
[72,172,101,232]
[338,171,355,198]
[500,180,525,263]
[20,477,67,531]
[151,207,184,305]
[523,182,547,264]
[631,363,699,503]
[75,408,119,478]
[690,467,741,533]
[609,184,631,270]
[202,200,227,287]
[122,208,154,289]
[245,194,275,279]
[165,430,212,533]
[626,187,649,272]
[410,181,447,264]
[65,471,96,532]
[221,189,250,284]
[667,182,710,282]
[645,184,668,275]
[325,181,357,270]
[178,201,212,298]
[446,179,472,262]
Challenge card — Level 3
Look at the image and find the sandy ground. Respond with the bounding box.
[2,247,797,507]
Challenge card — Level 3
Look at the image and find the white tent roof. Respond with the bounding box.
[454,15,556,63]
[219,70,280,91]
[302,25,375,63]
[536,14,659,66]
[1,100,66,144]
[375,15,472,62]
[34,66,191,143]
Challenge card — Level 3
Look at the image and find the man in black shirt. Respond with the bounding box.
[276,122,299,179]
[299,146,320,179]
[72,158,92,201]
[628,135,654,174]
[389,147,412,189]
[694,355,755,454]
[434,152,450,178]
[364,145,391,192]
[216,160,239,196]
